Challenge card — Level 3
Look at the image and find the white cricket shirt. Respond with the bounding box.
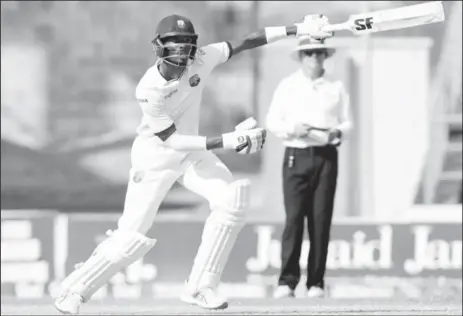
[266,69,353,148]
[136,42,230,138]
[132,42,230,167]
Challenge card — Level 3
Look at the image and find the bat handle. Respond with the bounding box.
[322,23,350,33]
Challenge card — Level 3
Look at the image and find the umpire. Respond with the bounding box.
[266,36,352,298]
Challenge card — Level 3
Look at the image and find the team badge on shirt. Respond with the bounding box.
[189,74,201,87]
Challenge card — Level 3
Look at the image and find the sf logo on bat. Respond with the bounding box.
[354,17,374,31]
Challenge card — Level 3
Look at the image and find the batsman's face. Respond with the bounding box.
[300,49,327,72]
[163,36,196,65]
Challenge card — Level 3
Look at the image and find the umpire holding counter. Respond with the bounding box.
[266,35,353,298]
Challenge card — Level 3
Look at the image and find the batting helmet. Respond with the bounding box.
[151,14,198,67]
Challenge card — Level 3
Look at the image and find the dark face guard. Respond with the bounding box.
[152,35,198,67]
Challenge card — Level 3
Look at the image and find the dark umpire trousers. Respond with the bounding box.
[278,145,338,290]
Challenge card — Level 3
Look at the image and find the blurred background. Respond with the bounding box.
[1,1,461,301]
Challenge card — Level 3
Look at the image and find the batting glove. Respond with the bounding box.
[295,14,333,39]
[223,117,267,154]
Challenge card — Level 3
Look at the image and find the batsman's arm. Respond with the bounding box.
[227,15,332,58]
[159,126,264,153]
[158,126,210,151]
[153,123,227,151]
[202,16,332,69]
[138,96,217,151]
[227,25,298,57]
[139,99,262,152]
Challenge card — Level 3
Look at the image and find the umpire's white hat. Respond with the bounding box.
[290,36,337,61]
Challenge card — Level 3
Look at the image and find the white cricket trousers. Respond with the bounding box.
[118,135,234,234]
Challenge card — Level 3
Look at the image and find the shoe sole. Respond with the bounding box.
[180,295,229,310]
[54,303,78,315]
[273,291,295,299]
[54,297,80,315]
[273,294,295,299]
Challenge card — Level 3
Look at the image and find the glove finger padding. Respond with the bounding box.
[237,128,266,154]
[223,128,267,155]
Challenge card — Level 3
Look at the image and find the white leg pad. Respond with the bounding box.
[57,229,156,302]
[187,179,250,292]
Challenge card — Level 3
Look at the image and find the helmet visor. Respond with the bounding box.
[153,35,198,67]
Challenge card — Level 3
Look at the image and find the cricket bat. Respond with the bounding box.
[235,117,258,130]
[322,1,445,35]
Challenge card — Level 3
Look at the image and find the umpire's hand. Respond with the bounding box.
[327,128,342,146]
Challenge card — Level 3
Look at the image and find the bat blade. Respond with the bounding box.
[235,117,257,130]
[324,1,445,35]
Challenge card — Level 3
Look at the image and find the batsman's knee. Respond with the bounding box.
[186,179,251,292]
[210,179,251,223]
[93,229,156,261]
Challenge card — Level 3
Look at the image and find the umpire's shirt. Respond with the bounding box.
[266,69,352,146]
[266,68,353,291]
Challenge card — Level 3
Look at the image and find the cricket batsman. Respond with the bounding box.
[53,13,333,314]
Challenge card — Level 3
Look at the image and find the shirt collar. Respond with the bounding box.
[296,69,326,86]
[154,60,189,86]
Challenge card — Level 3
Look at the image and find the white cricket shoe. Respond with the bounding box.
[307,286,325,298]
[181,287,228,310]
[273,285,295,298]
[54,292,83,315]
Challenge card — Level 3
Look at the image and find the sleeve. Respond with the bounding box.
[265,80,296,139]
[199,42,232,71]
[336,83,353,138]
[137,90,175,135]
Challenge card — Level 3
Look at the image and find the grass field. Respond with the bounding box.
[1,297,462,315]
